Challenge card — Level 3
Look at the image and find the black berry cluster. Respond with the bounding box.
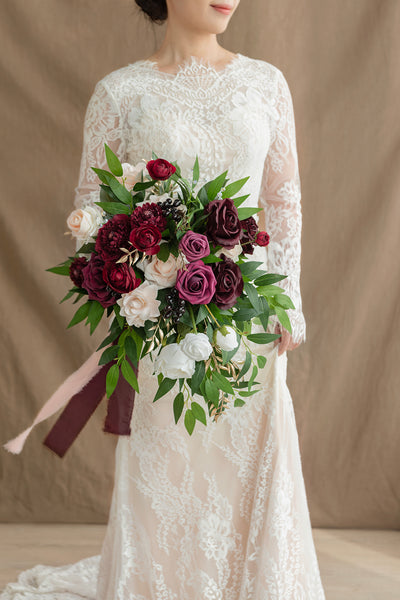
[162,287,186,323]
[159,197,183,222]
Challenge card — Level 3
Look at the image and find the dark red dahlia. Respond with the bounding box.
[69,256,88,288]
[95,214,132,262]
[131,203,167,232]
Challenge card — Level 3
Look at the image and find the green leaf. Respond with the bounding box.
[153,376,176,402]
[254,273,287,286]
[173,392,184,423]
[243,281,262,313]
[106,363,120,398]
[60,289,75,303]
[257,284,285,296]
[76,242,96,254]
[237,350,252,380]
[107,177,133,205]
[222,177,249,198]
[247,332,280,344]
[190,360,205,395]
[46,260,72,276]
[205,378,219,407]
[157,243,170,262]
[124,335,138,367]
[258,296,270,331]
[248,364,258,389]
[275,305,292,334]
[99,344,119,365]
[96,329,121,351]
[192,155,200,186]
[234,398,246,407]
[67,301,91,328]
[87,300,105,335]
[104,143,123,177]
[238,261,263,277]
[184,409,196,435]
[132,180,155,191]
[91,167,115,185]
[232,193,250,208]
[201,255,222,264]
[206,170,228,200]
[257,355,267,368]
[95,201,131,215]
[113,303,125,329]
[233,308,258,322]
[191,401,207,426]
[274,294,295,310]
[239,389,260,397]
[121,358,139,392]
[237,206,263,219]
[212,371,234,396]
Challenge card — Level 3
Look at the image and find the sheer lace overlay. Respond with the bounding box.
[1,55,324,600]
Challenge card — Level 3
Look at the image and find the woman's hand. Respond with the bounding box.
[273,322,301,355]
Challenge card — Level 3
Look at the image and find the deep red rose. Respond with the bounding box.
[103,261,142,294]
[69,256,88,288]
[240,216,259,255]
[131,203,167,232]
[256,231,270,246]
[81,254,117,307]
[204,198,242,248]
[129,223,162,255]
[175,260,217,304]
[212,255,244,310]
[146,158,176,181]
[95,214,132,262]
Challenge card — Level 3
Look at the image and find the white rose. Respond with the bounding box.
[215,243,243,262]
[117,161,148,190]
[117,281,160,327]
[143,252,185,289]
[66,206,104,241]
[153,343,195,379]
[180,333,213,361]
[213,326,239,351]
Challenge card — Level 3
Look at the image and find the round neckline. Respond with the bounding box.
[137,52,243,79]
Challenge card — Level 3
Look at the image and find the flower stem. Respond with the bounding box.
[188,305,197,333]
[205,304,220,327]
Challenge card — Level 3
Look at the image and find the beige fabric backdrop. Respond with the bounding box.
[0,0,399,528]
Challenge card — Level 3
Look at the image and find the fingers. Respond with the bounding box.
[273,322,301,354]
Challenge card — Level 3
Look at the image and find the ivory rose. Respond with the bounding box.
[180,332,213,361]
[143,252,185,289]
[153,343,195,379]
[66,206,104,242]
[117,161,148,190]
[117,281,160,327]
[213,325,239,351]
[214,243,243,262]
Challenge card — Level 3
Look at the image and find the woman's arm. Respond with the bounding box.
[73,79,126,252]
[258,68,306,351]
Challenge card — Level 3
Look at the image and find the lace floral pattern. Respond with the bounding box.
[1,55,324,600]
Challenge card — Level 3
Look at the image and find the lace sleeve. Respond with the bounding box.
[258,68,306,344]
[73,79,126,250]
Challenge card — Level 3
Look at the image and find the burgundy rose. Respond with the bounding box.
[81,254,116,307]
[95,214,131,262]
[146,158,176,181]
[179,231,210,262]
[256,231,270,246]
[204,198,241,248]
[131,202,167,232]
[103,261,142,294]
[240,216,259,255]
[129,223,162,255]
[212,255,244,310]
[69,256,88,288]
[175,260,217,304]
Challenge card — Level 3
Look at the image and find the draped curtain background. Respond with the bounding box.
[1,0,398,527]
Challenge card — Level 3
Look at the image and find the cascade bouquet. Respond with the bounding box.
[53,145,295,436]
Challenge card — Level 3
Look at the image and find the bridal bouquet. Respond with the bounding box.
[53,144,294,435]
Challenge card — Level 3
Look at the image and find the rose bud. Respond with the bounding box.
[146,158,177,181]
[256,231,270,246]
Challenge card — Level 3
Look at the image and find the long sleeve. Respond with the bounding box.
[258,68,306,344]
[73,79,126,251]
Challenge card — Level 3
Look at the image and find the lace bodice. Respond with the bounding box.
[73,53,306,343]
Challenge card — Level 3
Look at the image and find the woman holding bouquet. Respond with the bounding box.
[1,0,325,598]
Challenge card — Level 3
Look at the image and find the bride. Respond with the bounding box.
[1,0,326,598]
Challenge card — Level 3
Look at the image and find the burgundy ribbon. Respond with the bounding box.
[43,356,138,458]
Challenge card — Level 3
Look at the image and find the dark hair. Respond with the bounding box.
[135,0,168,23]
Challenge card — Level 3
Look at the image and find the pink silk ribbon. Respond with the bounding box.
[3,342,138,458]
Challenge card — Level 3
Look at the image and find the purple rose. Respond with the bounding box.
[175,260,217,304]
[212,255,244,310]
[204,198,242,248]
[82,254,117,307]
[179,231,210,262]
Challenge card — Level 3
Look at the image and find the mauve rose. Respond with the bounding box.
[69,256,88,288]
[129,223,162,255]
[256,231,270,246]
[95,214,132,262]
[179,231,210,262]
[131,203,167,232]
[212,255,244,310]
[204,198,241,248]
[81,254,116,307]
[175,260,217,305]
[103,261,142,294]
[146,158,176,181]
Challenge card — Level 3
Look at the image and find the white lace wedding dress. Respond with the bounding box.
[1,53,325,599]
